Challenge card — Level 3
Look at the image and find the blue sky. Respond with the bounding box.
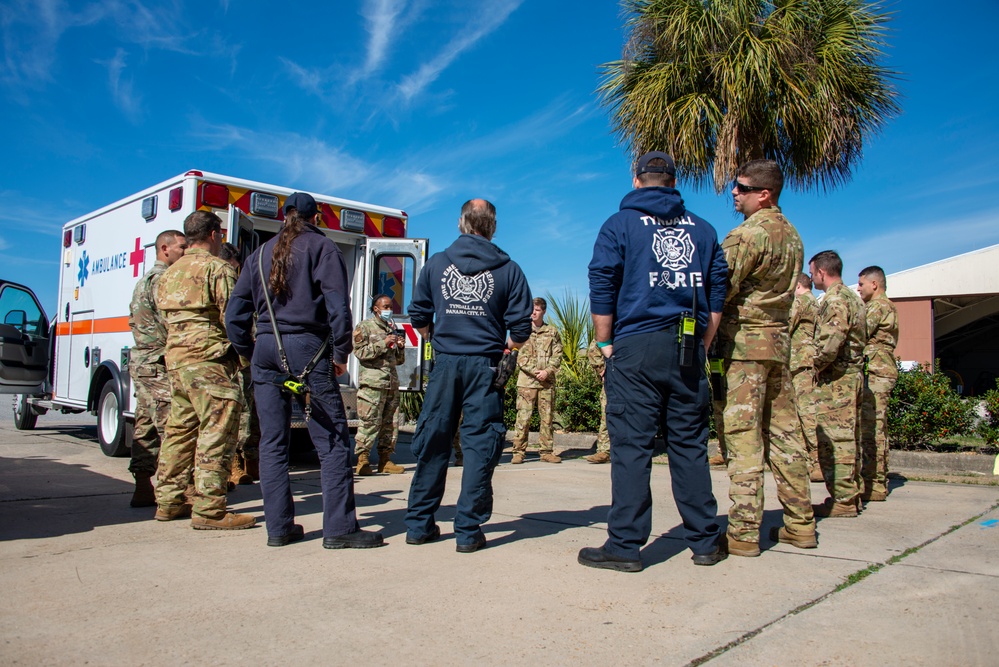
[2,0,998,315]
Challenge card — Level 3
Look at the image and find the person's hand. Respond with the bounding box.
[600,344,613,359]
[395,334,406,348]
[334,361,347,377]
[536,369,549,382]
[599,366,605,379]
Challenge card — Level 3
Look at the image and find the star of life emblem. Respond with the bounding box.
[442,264,494,304]
[652,228,695,270]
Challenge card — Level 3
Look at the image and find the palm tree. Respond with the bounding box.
[545,290,593,382]
[599,0,900,193]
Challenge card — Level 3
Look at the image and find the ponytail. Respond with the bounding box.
[269,211,309,297]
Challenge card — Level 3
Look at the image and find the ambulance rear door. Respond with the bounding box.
[361,238,428,391]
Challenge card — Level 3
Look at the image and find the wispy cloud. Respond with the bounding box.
[352,0,409,84]
[397,0,522,103]
[97,48,142,123]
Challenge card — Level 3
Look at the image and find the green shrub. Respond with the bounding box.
[977,382,999,445]
[888,361,976,448]
[555,360,603,433]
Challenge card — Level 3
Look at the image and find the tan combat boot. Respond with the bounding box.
[707,453,726,467]
[230,453,252,487]
[770,526,818,549]
[726,534,761,557]
[510,452,525,465]
[130,472,156,508]
[154,503,193,521]
[813,497,859,518]
[377,452,405,474]
[191,512,256,530]
[355,452,374,476]
[585,451,610,464]
[809,466,825,483]
[539,452,562,463]
[865,490,888,502]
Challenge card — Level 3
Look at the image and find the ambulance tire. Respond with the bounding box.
[13,394,37,430]
[97,381,131,457]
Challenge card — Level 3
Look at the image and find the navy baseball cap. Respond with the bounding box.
[283,192,318,218]
[635,151,676,177]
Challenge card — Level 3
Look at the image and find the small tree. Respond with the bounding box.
[888,361,976,448]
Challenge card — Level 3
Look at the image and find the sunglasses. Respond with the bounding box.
[733,181,767,194]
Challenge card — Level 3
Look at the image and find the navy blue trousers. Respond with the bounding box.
[252,333,358,539]
[405,353,506,546]
[603,329,722,560]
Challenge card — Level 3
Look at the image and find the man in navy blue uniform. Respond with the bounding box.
[581,151,729,572]
[405,199,533,553]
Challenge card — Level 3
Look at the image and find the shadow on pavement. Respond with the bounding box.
[0,455,147,541]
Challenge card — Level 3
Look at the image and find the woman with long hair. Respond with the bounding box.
[226,192,384,549]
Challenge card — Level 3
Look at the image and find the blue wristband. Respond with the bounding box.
[596,340,613,348]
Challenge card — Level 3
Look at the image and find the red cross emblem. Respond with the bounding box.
[129,237,145,277]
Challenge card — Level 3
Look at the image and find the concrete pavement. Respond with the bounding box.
[1,411,997,666]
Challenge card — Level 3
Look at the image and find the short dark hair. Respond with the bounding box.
[636,158,675,187]
[859,265,887,289]
[459,199,497,240]
[533,297,547,310]
[218,242,239,263]
[155,229,184,247]
[736,159,784,201]
[371,294,393,312]
[810,250,843,278]
[183,210,222,244]
[797,272,812,290]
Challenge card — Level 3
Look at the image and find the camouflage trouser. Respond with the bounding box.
[722,359,814,543]
[791,368,819,470]
[129,362,171,475]
[861,374,895,496]
[815,370,863,504]
[453,413,463,459]
[512,386,555,453]
[353,385,400,457]
[237,367,260,460]
[595,386,610,454]
[712,397,727,460]
[156,358,242,519]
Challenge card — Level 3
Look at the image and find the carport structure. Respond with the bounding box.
[888,244,999,395]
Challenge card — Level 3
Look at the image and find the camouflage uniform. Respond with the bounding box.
[813,282,867,505]
[352,314,406,460]
[128,260,172,476]
[155,248,242,520]
[790,290,820,472]
[512,323,563,455]
[236,364,260,457]
[586,340,610,454]
[861,292,898,497]
[718,206,814,545]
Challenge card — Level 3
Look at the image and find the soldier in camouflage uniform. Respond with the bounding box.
[857,265,899,502]
[511,297,563,464]
[155,211,253,530]
[584,339,610,464]
[790,273,822,482]
[127,229,187,507]
[809,250,867,518]
[219,242,259,487]
[352,295,407,475]
[718,160,816,556]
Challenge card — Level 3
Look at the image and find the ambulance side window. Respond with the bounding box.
[373,255,416,315]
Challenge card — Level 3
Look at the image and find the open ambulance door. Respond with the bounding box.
[0,280,50,430]
[228,205,262,264]
[361,238,428,391]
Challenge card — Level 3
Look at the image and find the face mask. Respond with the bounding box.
[379,310,393,322]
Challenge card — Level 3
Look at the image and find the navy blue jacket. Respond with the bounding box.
[588,186,728,341]
[226,225,354,364]
[409,233,533,357]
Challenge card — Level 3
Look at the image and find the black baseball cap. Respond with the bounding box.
[283,192,318,218]
[635,151,676,177]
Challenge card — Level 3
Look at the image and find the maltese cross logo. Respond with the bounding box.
[652,228,695,271]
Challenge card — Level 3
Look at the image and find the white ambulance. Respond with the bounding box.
[1,170,427,456]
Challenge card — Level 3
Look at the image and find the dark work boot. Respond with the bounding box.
[130,472,156,508]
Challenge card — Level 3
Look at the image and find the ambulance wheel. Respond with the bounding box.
[97,381,131,457]
[13,394,37,430]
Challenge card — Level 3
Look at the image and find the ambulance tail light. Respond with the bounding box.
[383,216,405,237]
[198,182,230,209]
[63,230,72,248]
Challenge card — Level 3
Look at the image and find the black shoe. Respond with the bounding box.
[267,524,305,547]
[577,546,643,572]
[691,547,728,566]
[406,525,441,545]
[455,536,487,553]
[323,528,385,549]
